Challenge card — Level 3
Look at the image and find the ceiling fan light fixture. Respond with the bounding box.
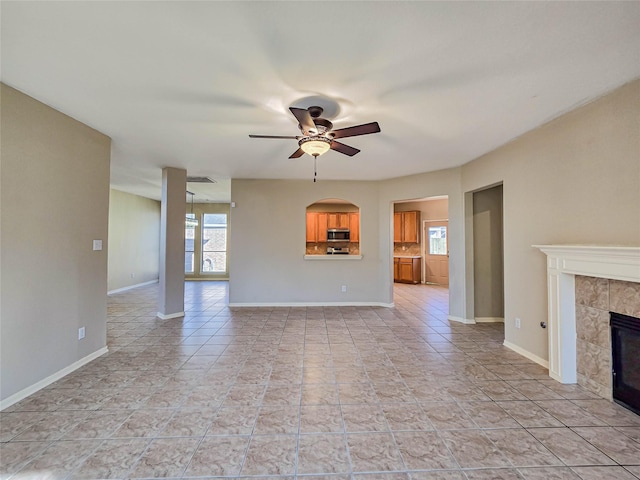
[299,137,331,157]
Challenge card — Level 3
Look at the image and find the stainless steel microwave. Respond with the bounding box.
[327,229,350,242]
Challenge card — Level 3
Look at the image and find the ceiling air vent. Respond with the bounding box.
[187,176,216,184]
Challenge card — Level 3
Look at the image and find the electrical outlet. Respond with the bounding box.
[341,285,347,293]
[515,317,521,329]
[78,327,86,340]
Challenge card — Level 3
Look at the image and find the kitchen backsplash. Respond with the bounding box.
[306,242,360,255]
[394,243,421,256]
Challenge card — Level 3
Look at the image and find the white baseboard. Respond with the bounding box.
[1,346,109,411]
[448,315,476,324]
[475,317,505,323]
[108,279,158,295]
[503,340,549,368]
[229,302,394,308]
[157,311,185,320]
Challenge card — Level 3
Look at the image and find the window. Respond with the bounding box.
[429,226,447,255]
[185,214,196,273]
[201,213,227,273]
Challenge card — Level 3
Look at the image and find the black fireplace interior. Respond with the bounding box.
[610,311,640,416]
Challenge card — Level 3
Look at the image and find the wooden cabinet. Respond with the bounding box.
[318,213,328,241]
[306,212,329,242]
[393,213,402,243]
[394,210,420,243]
[349,213,360,242]
[306,212,318,242]
[327,213,349,229]
[307,211,357,243]
[394,256,421,284]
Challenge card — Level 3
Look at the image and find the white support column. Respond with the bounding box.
[158,167,186,319]
[545,253,577,383]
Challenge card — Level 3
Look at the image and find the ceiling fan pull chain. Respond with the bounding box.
[314,155,317,182]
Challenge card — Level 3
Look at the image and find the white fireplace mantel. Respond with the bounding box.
[534,245,640,384]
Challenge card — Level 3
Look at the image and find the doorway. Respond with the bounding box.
[393,196,449,285]
[472,184,504,323]
[424,221,449,285]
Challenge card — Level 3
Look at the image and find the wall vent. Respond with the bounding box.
[187,176,216,183]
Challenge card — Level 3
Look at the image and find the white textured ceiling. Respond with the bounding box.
[2,1,639,202]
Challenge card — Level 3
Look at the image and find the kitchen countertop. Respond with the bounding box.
[304,254,363,260]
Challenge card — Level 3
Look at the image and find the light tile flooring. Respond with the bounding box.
[2,281,640,480]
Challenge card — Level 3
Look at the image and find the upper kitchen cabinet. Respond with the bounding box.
[349,213,360,243]
[306,212,328,242]
[394,210,420,243]
[306,212,318,242]
[327,213,349,229]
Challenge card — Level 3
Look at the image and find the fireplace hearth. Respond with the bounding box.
[611,311,640,415]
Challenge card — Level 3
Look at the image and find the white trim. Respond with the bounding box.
[157,311,185,320]
[448,315,476,324]
[475,317,504,323]
[503,340,549,369]
[534,245,640,384]
[533,245,640,283]
[229,302,394,308]
[108,279,158,295]
[1,346,109,411]
[304,255,363,260]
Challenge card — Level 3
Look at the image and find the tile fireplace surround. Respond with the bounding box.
[535,245,640,400]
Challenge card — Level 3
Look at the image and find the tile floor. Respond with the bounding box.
[2,281,640,479]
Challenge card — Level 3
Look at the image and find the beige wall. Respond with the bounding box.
[380,168,465,318]
[108,189,160,292]
[461,79,640,362]
[229,179,384,305]
[395,198,448,221]
[1,84,111,403]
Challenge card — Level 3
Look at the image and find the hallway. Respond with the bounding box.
[2,282,639,479]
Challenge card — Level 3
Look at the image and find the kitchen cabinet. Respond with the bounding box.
[349,213,360,242]
[318,213,328,241]
[394,210,420,243]
[393,213,402,243]
[308,211,358,243]
[328,213,349,229]
[394,256,421,284]
[306,212,329,242]
[306,212,318,242]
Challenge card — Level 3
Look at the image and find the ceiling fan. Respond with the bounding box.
[249,106,381,159]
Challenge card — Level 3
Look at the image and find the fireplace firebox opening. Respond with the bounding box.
[610,311,640,416]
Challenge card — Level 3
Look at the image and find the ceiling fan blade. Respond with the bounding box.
[289,107,317,135]
[249,134,300,139]
[289,148,305,159]
[330,140,360,157]
[330,121,380,139]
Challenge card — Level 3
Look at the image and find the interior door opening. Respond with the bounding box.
[424,221,449,285]
[392,196,449,286]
